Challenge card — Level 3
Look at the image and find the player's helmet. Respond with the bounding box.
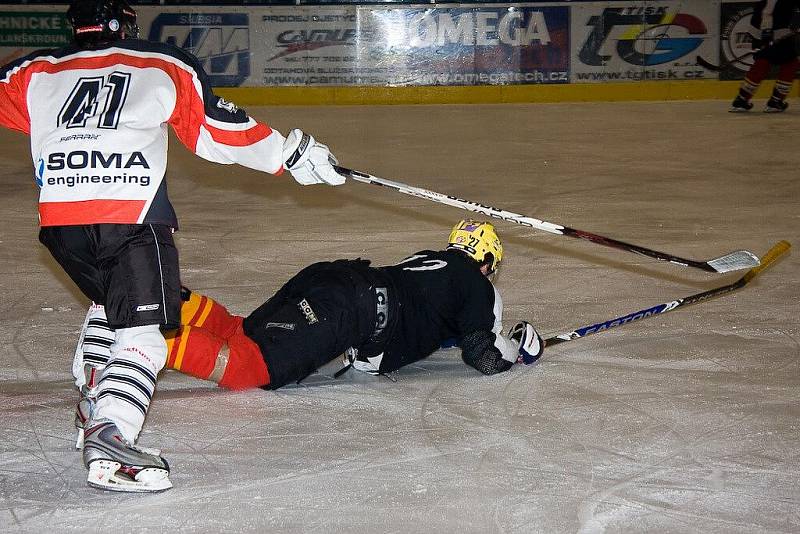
[67,0,139,46]
[447,219,503,274]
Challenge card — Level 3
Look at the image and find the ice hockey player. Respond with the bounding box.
[0,0,343,492]
[730,0,800,112]
[155,220,544,390]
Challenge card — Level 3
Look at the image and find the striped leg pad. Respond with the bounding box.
[93,325,166,443]
[83,316,115,369]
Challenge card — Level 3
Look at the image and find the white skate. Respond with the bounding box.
[83,421,172,493]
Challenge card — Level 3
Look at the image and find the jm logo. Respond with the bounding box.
[149,13,250,86]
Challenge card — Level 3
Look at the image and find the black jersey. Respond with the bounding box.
[361,249,517,374]
[242,250,519,383]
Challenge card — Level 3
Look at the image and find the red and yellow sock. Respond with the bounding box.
[218,324,270,390]
[165,325,224,381]
[165,323,270,390]
[180,288,241,340]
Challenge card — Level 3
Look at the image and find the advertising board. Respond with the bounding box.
[571,2,717,83]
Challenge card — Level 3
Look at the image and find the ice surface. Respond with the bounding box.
[1,101,798,533]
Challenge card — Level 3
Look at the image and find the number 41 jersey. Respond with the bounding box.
[0,39,287,228]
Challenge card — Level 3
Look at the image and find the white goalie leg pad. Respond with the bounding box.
[93,324,167,443]
[74,304,116,449]
[73,303,114,388]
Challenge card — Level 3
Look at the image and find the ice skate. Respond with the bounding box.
[764,97,789,113]
[729,96,754,112]
[83,421,172,493]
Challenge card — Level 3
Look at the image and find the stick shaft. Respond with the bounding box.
[697,51,754,72]
[337,165,758,273]
[697,33,797,71]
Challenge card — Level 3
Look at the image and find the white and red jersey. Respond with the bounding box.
[0,39,287,228]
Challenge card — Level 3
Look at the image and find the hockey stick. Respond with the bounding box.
[335,165,760,274]
[696,33,798,71]
[544,240,790,347]
[696,51,755,72]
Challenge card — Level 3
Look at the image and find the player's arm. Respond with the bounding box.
[750,0,778,48]
[166,47,342,185]
[460,330,514,375]
[760,0,777,31]
[0,56,34,134]
[458,286,543,375]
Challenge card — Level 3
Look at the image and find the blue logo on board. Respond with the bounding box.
[148,14,250,87]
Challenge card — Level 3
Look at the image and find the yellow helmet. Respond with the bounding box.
[447,220,503,273]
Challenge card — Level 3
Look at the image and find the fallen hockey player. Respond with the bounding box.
[167,220,542,387]
[76,220,544,409]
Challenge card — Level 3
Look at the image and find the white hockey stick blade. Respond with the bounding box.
[87,460,172,493]
[706,250,760,273]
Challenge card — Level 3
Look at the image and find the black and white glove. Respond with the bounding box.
[507,321,544,365]
[282,129,345,186]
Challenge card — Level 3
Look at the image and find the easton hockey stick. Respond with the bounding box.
[544,240,790,347]
[335,165,760,274]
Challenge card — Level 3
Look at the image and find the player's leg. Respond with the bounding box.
[166,325,224,380]
[73,303,114,388]
[730,56,770,112]
[179,286,241,339]
[38,227,113,447]
[165,322,270,389]
[765,58,799,112]
[244,264,366,389]
[73,303,115,448]
[218,325,271,389]
[84,224,181,492]
[763,34,799,112]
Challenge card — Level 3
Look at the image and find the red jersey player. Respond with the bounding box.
[730,0,800,112]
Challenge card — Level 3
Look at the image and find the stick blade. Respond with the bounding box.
[696,55,720,71]
[743,241,791,282]
[706,250,760,273]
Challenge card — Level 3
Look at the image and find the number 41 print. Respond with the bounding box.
[58,71,132,129]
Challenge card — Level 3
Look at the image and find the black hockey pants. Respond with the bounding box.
[243,260,388,389]
[39,223,181,330]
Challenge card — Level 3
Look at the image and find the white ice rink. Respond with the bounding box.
[1,101,798,533]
